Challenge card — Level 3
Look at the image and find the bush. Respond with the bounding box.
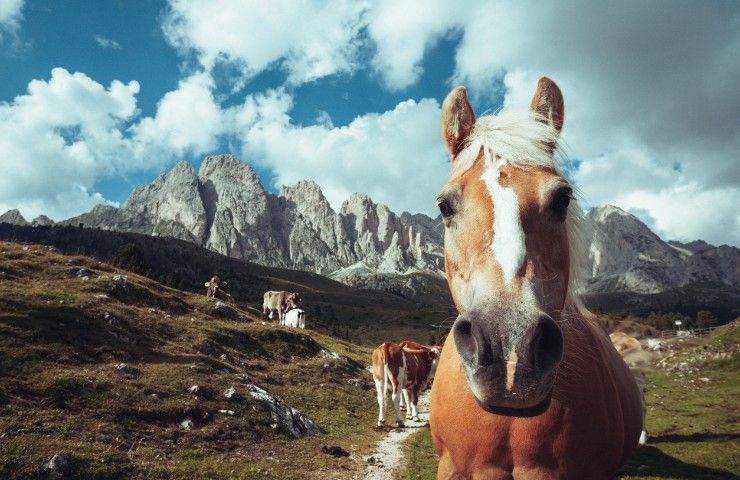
[111,243,148,274]
[696,310,719,329]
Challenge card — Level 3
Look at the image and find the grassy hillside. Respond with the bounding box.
[0,241,398,479]
[0,224,455,345]
[401,321,740,480]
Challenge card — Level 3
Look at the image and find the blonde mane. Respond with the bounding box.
[452,110,590,311]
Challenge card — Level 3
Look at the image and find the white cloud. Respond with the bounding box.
[365,0,465,90]
[94,35,121,49]
[0,68,140,222]
[0,68,228,222]
[131,72,223,159]
[162,0,369,85]
[231,90,449,215]
[614,185,740,246]
[0,0,23,41]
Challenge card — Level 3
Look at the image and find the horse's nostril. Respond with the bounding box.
[531,316,564,374]
[453,317,493,367]
[452,318,475,361]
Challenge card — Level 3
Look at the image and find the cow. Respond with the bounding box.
[371,342,440,428]
[610,332,650,445]
[204,276,234,303]
[284,308,306,329]
[397,341,443,413]
[262,290,301,324]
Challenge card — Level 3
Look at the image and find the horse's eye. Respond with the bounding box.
[550,187,572,222]
[438,200,454,218]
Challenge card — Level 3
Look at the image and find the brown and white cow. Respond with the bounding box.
[205,276,234,303]
[371,342,440,427]
[397,341,443,414]
[262,290,301,324]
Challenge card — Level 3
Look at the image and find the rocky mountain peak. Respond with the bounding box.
[280,180,331,211]
[198,154,262,190]
[32,215,54,227]
[39,154,735,299]
[0,209,29,226]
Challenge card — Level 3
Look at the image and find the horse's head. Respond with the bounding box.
[438,77,579,414]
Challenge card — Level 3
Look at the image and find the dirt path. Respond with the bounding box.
[364,392,430,480]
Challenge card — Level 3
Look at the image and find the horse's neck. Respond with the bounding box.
[556,305,613,390]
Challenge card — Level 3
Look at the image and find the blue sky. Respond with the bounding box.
[0,0,738,245]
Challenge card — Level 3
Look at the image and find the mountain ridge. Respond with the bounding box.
[2,155,737,299]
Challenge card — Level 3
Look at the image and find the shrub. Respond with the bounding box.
[111,243,148,274]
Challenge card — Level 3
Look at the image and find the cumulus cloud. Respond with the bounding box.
[0,0,24,41]
[162,0,369,85]
[230,90,449,215]
[0,68,139,220]
[365,0,465,90]
[0,68,231,222]
[131,72,223,158]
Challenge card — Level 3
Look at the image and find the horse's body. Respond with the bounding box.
[429,78,643,479]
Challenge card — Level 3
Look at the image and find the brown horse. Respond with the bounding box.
[429,77,644,479]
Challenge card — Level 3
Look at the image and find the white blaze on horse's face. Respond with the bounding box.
[481,154,525,288]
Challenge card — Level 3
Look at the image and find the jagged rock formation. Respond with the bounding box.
[0,209,29,226]
[45,156,737,297]
[31,215,54,227]
[61,155,444,277]
[586,205,739,294]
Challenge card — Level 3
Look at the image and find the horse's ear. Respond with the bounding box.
[441,86,475,158]
[530,76,564,134]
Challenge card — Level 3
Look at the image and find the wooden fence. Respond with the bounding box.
[659,326,717,339]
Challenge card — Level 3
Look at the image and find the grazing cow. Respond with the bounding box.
[284,308,306,329]
[262,290,300,324]
[204,276,234,303]
[372,342,440,427]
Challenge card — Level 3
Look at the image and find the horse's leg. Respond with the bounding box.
[436,452,463,480]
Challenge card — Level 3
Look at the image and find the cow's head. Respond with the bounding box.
[287,292,301,309]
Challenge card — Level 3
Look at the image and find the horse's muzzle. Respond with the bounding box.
[452,311,563,414]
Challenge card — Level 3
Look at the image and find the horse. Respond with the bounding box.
[429,77,644,479]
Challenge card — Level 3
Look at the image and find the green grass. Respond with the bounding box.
[0,241,389,479]
[401,322,740,480]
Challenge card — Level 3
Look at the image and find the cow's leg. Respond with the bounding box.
[410,386,421,422]
[402,389,412,419]
[374,375,385,427]
[390,385,405,428]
